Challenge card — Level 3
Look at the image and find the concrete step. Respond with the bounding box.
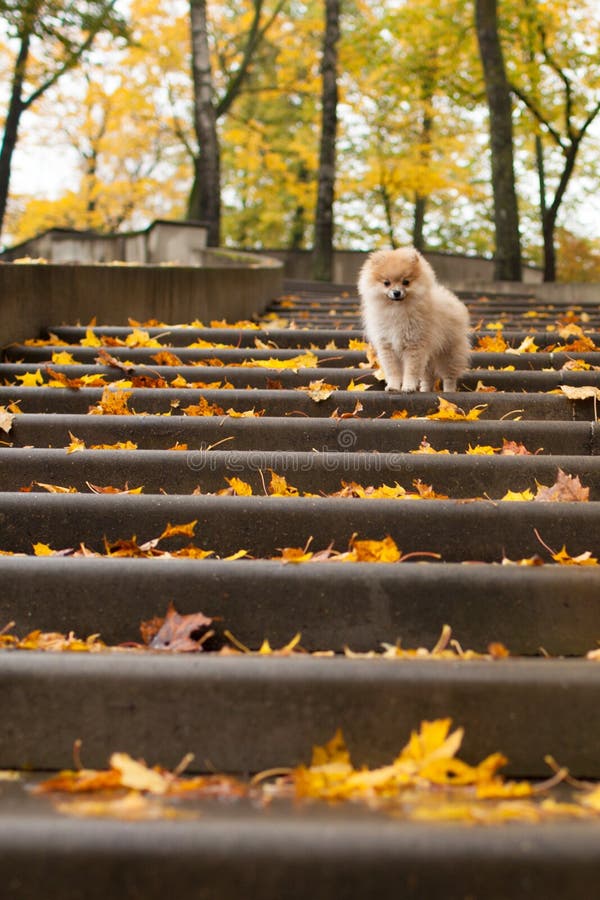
[0,386,592,418]
[9,413,597,453]
[3,448,600,498]
[0,492,598,562]
[1,556,598,655]
[1,653,599,776]
[2,777,599,900]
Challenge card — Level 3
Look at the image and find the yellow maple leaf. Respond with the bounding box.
[33,542,54,556]
[269,472,300,497]
[501,489,536,501]
[297,379,337,401]
[88,387,133,416]
[427,398,487,421]
[242,352,318,371]
[466,445,500,455]
[346,379,370,392]
[80,328,102,348]
[276,547,315,564]
[159,521,198,541]
[15,369,44,386]
[89,441,138,451]
[224,477,253,496]
[552,546,598,566]
[66,432,86,453]
[182,398,225,416]
[349,535,401,563]
[508,335,539,354]
[476,333,508,352]
[226,407,265,418]
[348,339,368,350]
[124,328,162,348]
[51,351,76,365]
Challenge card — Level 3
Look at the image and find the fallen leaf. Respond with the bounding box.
[330,400,363,419]
[182,398,225,417]
[88,387,133,416]
[297,379,337,402]
[151,351,183,366]
[501,489,536,501]
[15,369,44,386]
[142,602,214,652]
[80,328,102,348]
[476,333,509,352]
[241,352,318,371]
[0,406,15,434]
[559,385,600,401]
[51,351,76,365]
[66,432,86,453]
[89,441,138,451]
[220,477,253,496]
[534,469,589,502]
[426,398,487,421]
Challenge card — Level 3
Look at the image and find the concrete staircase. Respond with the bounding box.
[1,282,600,897]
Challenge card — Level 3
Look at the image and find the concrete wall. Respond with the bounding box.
[0,256,283,345]
[1,220,209,266]
[251,249,544,286]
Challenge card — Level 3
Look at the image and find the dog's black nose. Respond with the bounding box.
[390,289,404,301]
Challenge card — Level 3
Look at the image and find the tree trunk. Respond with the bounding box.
[0,33,30,241]
[475,0,522,281]
[412,194,426,251]
[188,0,221,246]
[311,0,340,282]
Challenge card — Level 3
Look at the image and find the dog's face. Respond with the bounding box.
[360,248,424,303]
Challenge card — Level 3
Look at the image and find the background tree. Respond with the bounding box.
[506,0,600,281]
[0,0,128,240]
[475,0,522,280]
[311,0,340,280]
[187,0,286,246]
[337,0,486,253]
[6,0,192,242]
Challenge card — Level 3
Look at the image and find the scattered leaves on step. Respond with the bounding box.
[290,721,536,807]
[240,352,318,371]
[0,625,106,652]
[45,367,109,389]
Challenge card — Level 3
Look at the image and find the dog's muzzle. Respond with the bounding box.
[386,288,406,301]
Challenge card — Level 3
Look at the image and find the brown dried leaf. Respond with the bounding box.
[534,469,589,502]
[143,602,214,652]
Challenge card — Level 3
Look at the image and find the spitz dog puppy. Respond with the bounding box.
[358,247,470,392]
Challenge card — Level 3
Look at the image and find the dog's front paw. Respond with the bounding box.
[385,383,402,392]
[401,381,418,392]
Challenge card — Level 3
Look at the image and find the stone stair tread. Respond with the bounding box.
[1,556,598,655]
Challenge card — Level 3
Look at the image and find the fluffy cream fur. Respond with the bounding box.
[357,247,470,392]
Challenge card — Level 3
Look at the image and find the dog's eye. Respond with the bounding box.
[402,278,410,286]
[383,279,391,287]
